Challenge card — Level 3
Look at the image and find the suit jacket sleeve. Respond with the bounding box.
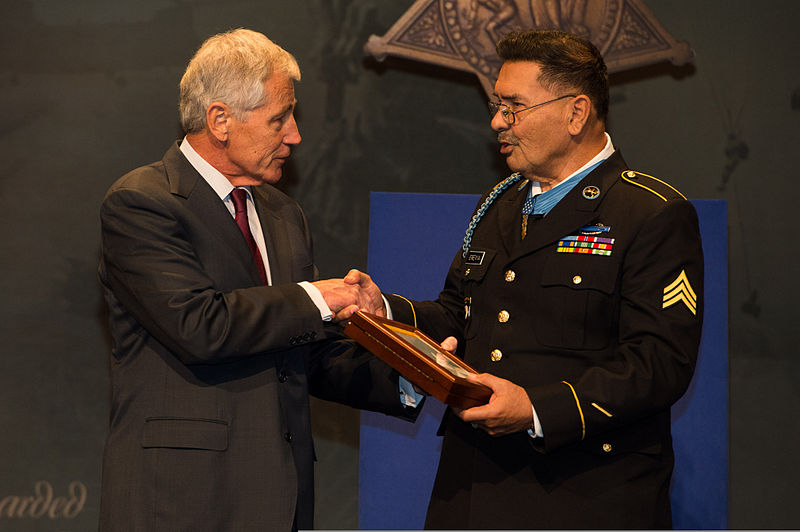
[306,326,420,421]
[100,180,326,366]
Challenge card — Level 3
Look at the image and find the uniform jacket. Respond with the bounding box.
[98,143,412,531]
[386,151,704,529]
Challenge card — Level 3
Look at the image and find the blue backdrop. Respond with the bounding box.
[359,193,728,530]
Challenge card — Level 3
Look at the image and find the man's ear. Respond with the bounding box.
[206,102,230,142]
[567,95,592,136]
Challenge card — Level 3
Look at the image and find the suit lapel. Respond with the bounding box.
[162,143,265,286]
[251,186,293,285]
[508,152,628,262]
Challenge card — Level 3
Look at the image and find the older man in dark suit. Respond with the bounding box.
[98,28,412,531]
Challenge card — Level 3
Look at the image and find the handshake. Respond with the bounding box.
[312,269,385,322]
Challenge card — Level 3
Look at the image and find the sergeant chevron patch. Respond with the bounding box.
[662,269,697,315]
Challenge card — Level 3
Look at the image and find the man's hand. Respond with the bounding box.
[454,373,533,437]
[439,336,458,353]
[312,269,386,322]
[341,269,386,318]
[311,278,362,321]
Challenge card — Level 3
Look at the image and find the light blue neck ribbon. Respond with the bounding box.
[522,159,605,216]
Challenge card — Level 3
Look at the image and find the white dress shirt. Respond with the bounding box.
[179,138,333,320]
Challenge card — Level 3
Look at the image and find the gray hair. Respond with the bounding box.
[179,28,301,133]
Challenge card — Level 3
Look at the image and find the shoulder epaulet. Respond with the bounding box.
[620,170,687,202]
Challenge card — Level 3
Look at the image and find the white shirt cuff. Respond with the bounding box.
[298,281,333,321]
[527,403,543,438]
[383,295,393,320]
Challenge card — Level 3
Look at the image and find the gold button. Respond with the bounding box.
[498,310,509,323]
[625,170,636,178]
[505,270,516,282]
[572,275,582,285]
[465,268,471,276]
[490,349,503,362]
[602,443,612,453]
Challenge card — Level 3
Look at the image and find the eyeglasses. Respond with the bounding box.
[488,94,576,124]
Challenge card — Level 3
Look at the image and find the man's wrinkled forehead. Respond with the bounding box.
[493,61,543,101]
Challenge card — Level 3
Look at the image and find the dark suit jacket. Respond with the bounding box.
[386,152,704,529]
[98,143,412,531]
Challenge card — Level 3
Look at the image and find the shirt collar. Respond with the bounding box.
[179,137,251,201]
[529,132,615,196]
[528,133,614,214]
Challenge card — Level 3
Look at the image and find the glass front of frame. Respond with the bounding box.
[385,324,471,379]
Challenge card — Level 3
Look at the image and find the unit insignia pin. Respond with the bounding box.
[582,186,600,200]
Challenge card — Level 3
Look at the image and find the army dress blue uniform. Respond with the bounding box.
[386,151,704,529]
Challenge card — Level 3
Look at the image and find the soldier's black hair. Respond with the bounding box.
[496,30,609,122]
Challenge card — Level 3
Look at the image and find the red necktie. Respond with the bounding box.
[230,188,268,285]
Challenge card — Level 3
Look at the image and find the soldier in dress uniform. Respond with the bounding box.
[382,29,704,529]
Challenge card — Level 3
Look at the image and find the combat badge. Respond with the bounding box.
[579,223,611,235]
[662,269,697,315]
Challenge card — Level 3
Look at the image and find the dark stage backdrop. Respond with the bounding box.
[0,0,797,529]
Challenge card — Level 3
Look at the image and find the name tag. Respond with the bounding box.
[465,250,485,265]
